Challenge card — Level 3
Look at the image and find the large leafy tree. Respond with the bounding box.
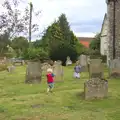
[89,33,101,57]
[89,33,101,51]
[11,36,29,57]
[0,32,11,56]
[0,0,39,39]
[40,13,81,64]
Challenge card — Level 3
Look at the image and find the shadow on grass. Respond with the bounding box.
[76,92,85,100]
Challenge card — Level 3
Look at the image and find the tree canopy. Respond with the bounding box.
[39,13,84,64]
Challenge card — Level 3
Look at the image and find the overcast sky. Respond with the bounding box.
[0,0,107,39]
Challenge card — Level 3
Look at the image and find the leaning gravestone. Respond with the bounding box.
[89,59,104,79]
[53,61,64,82]
[84,78,108,100]
[79,54,87,72]
[110,59,120,78]
[25,61,42,84]
[66,56,72,66]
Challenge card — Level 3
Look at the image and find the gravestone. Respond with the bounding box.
[42,63,53,72]
[12,58,25,66]
[89,59,104,79]
[66,56,72,66]
[84,78,108,100]
[110,59,120,78]
[7,65,15,73]
[48,60,54,66]
[79,54,87,72]
[25,61,42,84]
[87,56,90,65]
[53,61,64,82]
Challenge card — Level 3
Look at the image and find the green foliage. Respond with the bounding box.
[0,32,11,56]
[11,36,29,57]
[32,40,43,48]
[6,45,16,58]
[40,13,83,64]
[23,48,49,61]
[101,55,107,63]
[89,33,101,59]
[50,44,78,64]
[89,33,101,51]
[75,42,89,55]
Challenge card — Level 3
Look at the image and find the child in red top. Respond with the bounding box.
[46,68,55,93]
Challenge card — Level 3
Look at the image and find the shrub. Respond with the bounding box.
[23,48,49,61]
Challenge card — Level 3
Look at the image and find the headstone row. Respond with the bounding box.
[84,59,108,100]
[25,60,64,84]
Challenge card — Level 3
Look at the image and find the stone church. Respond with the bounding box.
[101,0,120,65]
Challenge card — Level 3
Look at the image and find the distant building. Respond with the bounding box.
[77,37,94,48]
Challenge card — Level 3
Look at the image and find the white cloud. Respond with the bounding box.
[0,0,107,39]
[30,0,107,38]
[75,32,96,38]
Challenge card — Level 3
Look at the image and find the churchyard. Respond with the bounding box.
[1,0,120,119]
[0,63,120,120]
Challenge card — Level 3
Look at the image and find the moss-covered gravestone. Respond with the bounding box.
[84,78,108,100]
[84,59,108,100]
[25,61,42,84]
[89,59,104,79]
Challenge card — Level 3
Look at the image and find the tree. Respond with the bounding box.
[0,32,11,56]
[23,48,49,61]
[0,0,40,39]
[58,14,71,43]
[89,33,101,51]
[11,36,29,57]
[40,14,81,65]
[6,45,16,58]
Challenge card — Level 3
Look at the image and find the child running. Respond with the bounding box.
[73,62,81,79]
[46,68,55,93]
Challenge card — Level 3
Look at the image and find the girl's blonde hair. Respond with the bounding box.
[47,68,53,73]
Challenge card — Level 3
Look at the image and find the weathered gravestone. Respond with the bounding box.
[89,59,104,79]
[53,61,64,82]
[84,78,108,100]
[66,56,72,66]
[110,59,120,78]
[78,54,87,72]
[42,63,53,72]
[7,65,15,73]
[25,61,42,84]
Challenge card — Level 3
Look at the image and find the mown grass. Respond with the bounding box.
[0,65,120,120]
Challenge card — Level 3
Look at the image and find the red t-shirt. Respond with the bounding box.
[46,73,55,83]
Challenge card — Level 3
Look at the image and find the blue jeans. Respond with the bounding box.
[48,82,54,89]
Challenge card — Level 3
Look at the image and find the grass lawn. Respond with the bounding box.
[0,65,120,120]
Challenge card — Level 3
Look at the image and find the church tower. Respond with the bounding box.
[106,0,120,60]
